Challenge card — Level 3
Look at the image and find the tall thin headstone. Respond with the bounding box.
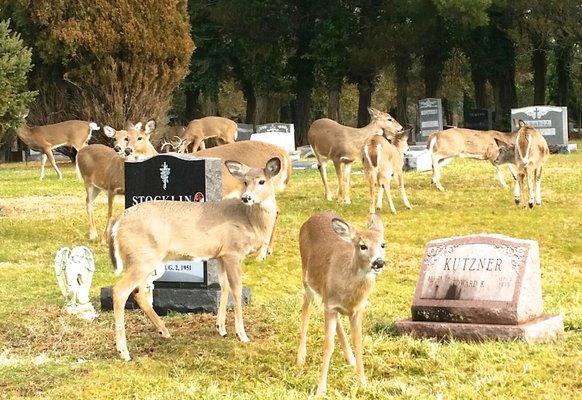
[418,98,443,143]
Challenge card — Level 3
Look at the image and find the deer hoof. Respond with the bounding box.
[528,202,534,209]
[159,328,171,339]
[236,332,250,343]
[118,349,131,362]
[514,198,520,205]
[216,324,227,337]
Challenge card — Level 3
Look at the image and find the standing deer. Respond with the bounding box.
[297,212,386,397]
[493,120,549,208]
[76,120,157,241]
[427,127,517,191]
[109,157,282,361]
[16,119,100,180]
[179,116,237,152]
[308,107,403,204]
[362,131,412,214]
[196,141,292,260]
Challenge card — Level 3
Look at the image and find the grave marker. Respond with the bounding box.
[511,106,575,153]
[418,98,443,143]
[396,234,563,342]
[464,108,492,131]
[236,123,254,141]
[252,123,296,152]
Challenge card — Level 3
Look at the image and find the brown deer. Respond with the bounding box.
[427,127,517,191]
[297,212,386,397]
[362,131,412,214]
[109,157,282,361]
[195,141,292,260]
[76,120,157,241]
[308,107,403,204]
[493,120,550,208]
[16,119,100,180]
[179,116,237,152]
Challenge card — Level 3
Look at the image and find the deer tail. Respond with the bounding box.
[109,218,124,277]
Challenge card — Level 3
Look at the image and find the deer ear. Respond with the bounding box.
[331,218,353,242]
[264,157,281,178]
[132,122,143,131]
[367,107,378,118]
[103,126,116,138]
[494,138,512,149]
[367,213,384,235]
[144,119,156,135]
[225,160,251,180]
[518,119,526,128]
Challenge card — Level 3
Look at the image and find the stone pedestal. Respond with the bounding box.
[395,234,564,343]
[100,285,251,315]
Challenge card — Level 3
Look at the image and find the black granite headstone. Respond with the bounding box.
[464,108,492,131]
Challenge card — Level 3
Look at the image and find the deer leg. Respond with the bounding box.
[383,178,397,214]
[396,172,413,210]
[222,255,249,342]
[333,160,344,203]
[112,269,143,361]
[535,166,543,205]
[507,163,517,181]
[132,283,170,338]
[316,309,338,397]
[527,167,535,208]
[431,154,445,191]
[103,191,116,243]
[376,182,385,212]
[192,137,204,152]
[297,286,314,367]
[216,262,230,337]
[517,171,527,207]
[40,153,47,180]
[85,185,101,241]
[496,165,509,189]
[349,310,367,386]
[258,208,279,260]
[336,317,356,367]
[315,155,332,201]
[343,162,353,204]
[368,176,378,214]
[45,149,63,179]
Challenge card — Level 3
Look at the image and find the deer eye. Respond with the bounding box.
[138,137,143,141]
[359,244,367,251]
[381,243,386,248]
[124,138,129,142]
[259,180,265,185]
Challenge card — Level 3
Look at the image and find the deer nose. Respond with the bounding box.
[372,259,385,269]
[124,148,133,156]
[114,145,121,153]
[241,194,252,203]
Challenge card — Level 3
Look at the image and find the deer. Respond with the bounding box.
[308,107,404,204]
[427,127,518,192]
[16,118,100,180]
[179,116,238,152]
[493,120,549,208]
[297,212,386,397]
[362,130,413,214]
[76,120,157,241]
[109,157,282,361]
[195,140,292,260]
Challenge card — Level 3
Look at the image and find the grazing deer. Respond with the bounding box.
[76,120,157,241]
[179,116,237,152]
[109,157,282,361]
[493,120,549,208]
[196,141,292,260]
[308,107,403,204]
[297,212,386,397]
[362,131,412,214]
[427,127,517,191]
[16,119,100,180]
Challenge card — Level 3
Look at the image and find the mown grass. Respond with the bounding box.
[0,145,581,399]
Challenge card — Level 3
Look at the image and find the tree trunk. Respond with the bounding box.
[243,84,256,125]
[294,86,312,146]
[357,77,374,127]
[327,87,340,121]
[395,56,410,125]
[532,47,547,105]
[422,55,443,98]
[492,68,517,131]
[201,90,218,116]
[254,94,280,125]
[555,45,572,106]
[184,87,202,122]
[471,69,488,109]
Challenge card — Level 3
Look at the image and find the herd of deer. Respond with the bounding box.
[15,108,550,396]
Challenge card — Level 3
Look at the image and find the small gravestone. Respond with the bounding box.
[464,108,492,131]
[252,123,296,152]
[100,153,250,315]
[418,98,443,143]
[395,234,563,342]
[511,106,575,153]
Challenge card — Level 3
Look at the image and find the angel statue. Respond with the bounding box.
[54,246,99,320]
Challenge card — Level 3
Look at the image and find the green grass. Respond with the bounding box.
[0,145,581,399]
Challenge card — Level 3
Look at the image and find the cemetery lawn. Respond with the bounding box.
[0,146,581,400]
